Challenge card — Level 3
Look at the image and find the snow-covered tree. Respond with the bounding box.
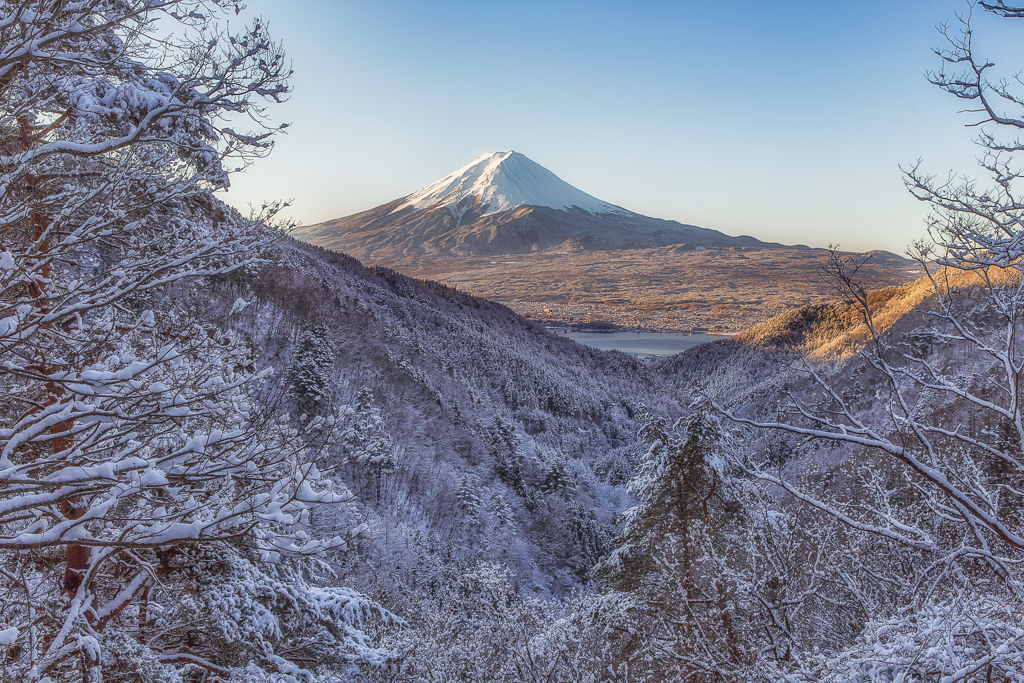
[0,2,393,680]
[347,386,396,471]
[336,385,396,505]
[287,323,335,413]
[456,474,483,519]
[712,4,1024,678]
[593,407,750,681]
[488,415,524,493]
[486,492,515,531]
[539,452,575,497]
[598,409,723,589]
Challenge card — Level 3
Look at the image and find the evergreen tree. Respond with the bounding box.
[593,407,747,680]
[600,408,723,589]
[287,323,334,413]
[350,386,397,469]
[566,500,606,579]
[457,474,483,519]
[487,492,516,531]
[540,453,575,497]
[488,415,525,494]
[341,386,397,504]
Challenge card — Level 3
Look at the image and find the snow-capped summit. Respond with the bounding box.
[394,151,627,217]
[293,151,780,260]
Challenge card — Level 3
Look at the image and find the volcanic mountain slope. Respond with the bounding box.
[293,151,922,331]
[291,151,782,260]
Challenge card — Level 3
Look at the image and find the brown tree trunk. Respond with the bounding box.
[139,584,151,643]
[20,115,87,599]
[716,578,741,664]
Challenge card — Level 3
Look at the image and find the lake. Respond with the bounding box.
[549,329,730,356]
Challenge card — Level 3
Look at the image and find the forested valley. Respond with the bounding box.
[4,1,1024,682]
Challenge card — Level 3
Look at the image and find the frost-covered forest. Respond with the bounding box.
[4,1,1024,682]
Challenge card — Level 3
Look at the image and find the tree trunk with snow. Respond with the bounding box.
[0,2,396,680]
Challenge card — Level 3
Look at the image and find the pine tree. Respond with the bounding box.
[593,407,746,680]
[341,386,397,504]
[566,500,606,579]
[457,474,483,519]
[287,323,335,413]
[488,416,525,493]
[487,492,516,530]
[541,453,575,497]
[599,408,723,589]
[350,386,397,469]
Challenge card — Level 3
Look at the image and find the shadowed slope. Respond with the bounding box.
[291,199,778,260]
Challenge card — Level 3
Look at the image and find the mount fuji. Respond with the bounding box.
[291,151,782,259]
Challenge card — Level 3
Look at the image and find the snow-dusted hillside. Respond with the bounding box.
[10,1,1024,680]
[236,236,685,596]
[241,234,1024,683]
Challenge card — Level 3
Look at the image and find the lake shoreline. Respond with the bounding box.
[542,326,732,357]
[535,320,738,336]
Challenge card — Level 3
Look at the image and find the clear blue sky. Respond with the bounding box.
[222,0,1023,253]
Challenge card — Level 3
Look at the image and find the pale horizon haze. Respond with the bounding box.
[220,1,1024,255]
